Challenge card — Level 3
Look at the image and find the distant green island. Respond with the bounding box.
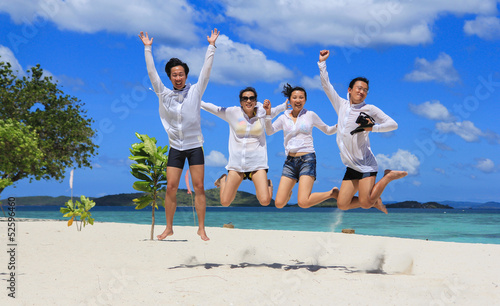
[6,190,495,209]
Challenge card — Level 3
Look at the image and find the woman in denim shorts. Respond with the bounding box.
[264,83,338,208]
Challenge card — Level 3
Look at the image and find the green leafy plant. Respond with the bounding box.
[0,59,98,200]
[129,133,168,240]
[0,119,44,215]
[60,195,95,231]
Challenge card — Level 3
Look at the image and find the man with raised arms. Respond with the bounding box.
[318,50,407,213]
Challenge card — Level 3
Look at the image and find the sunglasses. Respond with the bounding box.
[240,96,256,102]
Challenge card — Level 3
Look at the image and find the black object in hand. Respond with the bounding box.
[350,112,375,135]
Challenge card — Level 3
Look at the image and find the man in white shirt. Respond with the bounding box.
[318,50,407,213]
[139,29,219,241]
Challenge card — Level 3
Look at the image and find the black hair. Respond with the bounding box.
[165,58,189,78]
[348,77,369,90]
[239,87,258,101]
[281,83,307,100]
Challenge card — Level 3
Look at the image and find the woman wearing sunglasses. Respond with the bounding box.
[201,87,287,207]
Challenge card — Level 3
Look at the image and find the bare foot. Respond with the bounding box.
[330,187,339,199]
[373,198,388,214]
[157,228,174,240]
[383,169,408,182]
[214,174,227,188]
[198,228,210,241]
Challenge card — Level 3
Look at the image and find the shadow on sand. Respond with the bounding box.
[168,262,388,274]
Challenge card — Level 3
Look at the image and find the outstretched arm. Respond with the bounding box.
[370,106,398,133]
[270,99,289,118]
[263,100,283,135]
[195,28,220,96]
[256,99,288,119]
[312,112,337,135]
[200,101,228,121]
[318,50,342,114]
[139,31,166,94]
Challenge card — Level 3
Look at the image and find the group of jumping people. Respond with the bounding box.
[139,29,407,241]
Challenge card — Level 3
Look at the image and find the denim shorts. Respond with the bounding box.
[282,153,316,181]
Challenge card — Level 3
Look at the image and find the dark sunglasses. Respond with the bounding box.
[240,96,256,102]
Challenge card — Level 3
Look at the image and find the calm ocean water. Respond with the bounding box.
[9,206,500,245]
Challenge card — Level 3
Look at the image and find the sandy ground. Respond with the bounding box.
[1,220,499,305]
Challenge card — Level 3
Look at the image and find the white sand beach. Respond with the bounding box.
[1,220,499,305]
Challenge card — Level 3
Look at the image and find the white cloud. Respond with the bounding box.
[0,0,199,46]
[464,16,500,40]
[474,158,496,173]
[434,168,446,174]
[436,121,483,142]
[221,0,498,50]
[409,100,454,121]
[376,149,420,175]
[0,45,24,75]
[483,130,500,145]
[205,150,228,167]
[57,74,86,91]
[155,35,293,85]
[0,46,71,85]
[404,53,460,85]
[2,0,498,52]
[201,117,216,128]
[300,75,322,91]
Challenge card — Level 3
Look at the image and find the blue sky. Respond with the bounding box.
[2,0,500,203]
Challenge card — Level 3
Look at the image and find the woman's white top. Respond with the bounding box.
[265,108,337,156]
[201,101,287,172]
[144,44,216,151]
[318,60,398,173]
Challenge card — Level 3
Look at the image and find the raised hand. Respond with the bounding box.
[139,31,153,46]
[285,98,291,109]
[207,28,220,46]
[319,50,330,62]
[263,99,271,115]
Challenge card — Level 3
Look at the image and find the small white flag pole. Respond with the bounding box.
[69,169,74,202]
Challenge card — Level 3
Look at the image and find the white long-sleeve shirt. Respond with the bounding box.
[201,101,287,172]
[318,60,398,173]
[265,109,337,156]
[144,44,216,151]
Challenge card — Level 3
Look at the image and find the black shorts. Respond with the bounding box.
[343,167,377,181]
[167,147,204,169]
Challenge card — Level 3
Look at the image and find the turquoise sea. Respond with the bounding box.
[9,205,500,245]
